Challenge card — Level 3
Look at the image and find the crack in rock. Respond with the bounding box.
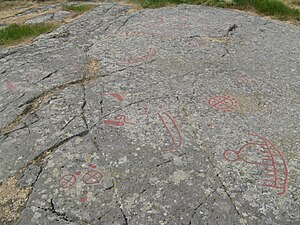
[190,126,247,223]
[222,23,238,57]
[9,129,89,189]
[110,167,129,225]
[59,116,77,131]
[0,129,89,224]
[226,24,238,37]
[4,115,39,136]
[115,13,139,32]
[155,153,187,167]
[34,68,61,83]
[35,199,90,224]
[26,129,89,167]
[0,75,97,134]
[188,189,217,225]
[215,173,245,222]
[81,83,88,129]
[50,198,75,222]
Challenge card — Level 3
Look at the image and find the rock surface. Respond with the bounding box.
[0,24,7,30]
[25,13,55,24]
[25,11,71,24]
[52,10,71,20]
[0,3,299,225]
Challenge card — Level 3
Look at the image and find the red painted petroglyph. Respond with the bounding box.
[236,77,251,85]
[6,81,16,90]
[80,191,88,203]
[100,97,183,150]
[59,174,77,189]
[104,115,135,127]
[139,108,151,115]
[104,119,124,127]
[137,106,160,117]
[119,48,159,65]
[103,93,125,101]
[59,165,104,187]
[223,132,288,195]
[208,95,239,112]
[59,165,104,202]
[82,170,103,185]
[207,123,213,129]
[158,112,183,151]
[88,164,97,169]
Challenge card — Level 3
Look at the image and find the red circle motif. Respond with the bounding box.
[208,95,238,112]
[82,170,103,185]
[59,174,77,188]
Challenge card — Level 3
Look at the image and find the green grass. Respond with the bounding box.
[234,0,300,20]
[62,4,96,13]
[0,23,57,46]
[141,0,226,8]
[139,0,300,21]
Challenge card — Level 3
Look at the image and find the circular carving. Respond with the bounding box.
[82,170,103,184]
[208,95,238,112]
[59,174,77,188]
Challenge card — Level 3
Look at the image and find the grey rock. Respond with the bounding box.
[17,4,60,17]
[52,10,71,20]
[25,14,54,24]
[0,24,7,30]
[1,3,299,225]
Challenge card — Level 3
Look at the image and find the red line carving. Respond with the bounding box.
[104,115,135,127]
[103,93,125,101]
[223,132,288,195]
[158,112,183,151]
[208,95,238,112]
[6,81,16,90]
[80,196,87,202]
[236,77,251,85]
[139,108,151,115]
[88,164,97,169]
[207,123,213,129]
[157,16,164,23]
[104,120,124,126]
[59,174,77,189]
[119,48,159,65]
[82,170,103,185]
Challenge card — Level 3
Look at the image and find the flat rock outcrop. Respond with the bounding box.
[0,3,299,225]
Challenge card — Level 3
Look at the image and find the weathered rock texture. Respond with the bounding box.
[0,3,299,225]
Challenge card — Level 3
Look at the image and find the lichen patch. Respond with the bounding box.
[0,177,31,224]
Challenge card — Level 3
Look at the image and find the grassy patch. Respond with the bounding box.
[138,0,300,21]
[0,1,34,19]
[0,23,57,46]
[140,0,226,8]
[62,4,96,13]
[0,1,32,11]
[234,0,300,20]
